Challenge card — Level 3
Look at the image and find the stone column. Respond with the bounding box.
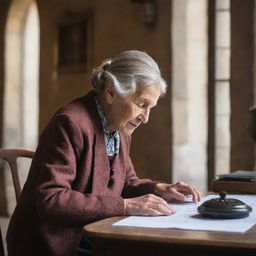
[171,0,208,192]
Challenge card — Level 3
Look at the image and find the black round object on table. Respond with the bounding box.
[197,191,253,219]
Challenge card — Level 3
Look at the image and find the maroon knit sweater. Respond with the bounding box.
[7,91,157,256]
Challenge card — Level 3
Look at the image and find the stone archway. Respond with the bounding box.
[2,0,39,215]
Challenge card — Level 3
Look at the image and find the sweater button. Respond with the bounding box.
[110,168,115,176]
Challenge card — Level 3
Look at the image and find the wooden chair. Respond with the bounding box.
[0,149,34,202]
[0,148,34,256]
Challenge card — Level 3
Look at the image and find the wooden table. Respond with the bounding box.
[84,216,256,256]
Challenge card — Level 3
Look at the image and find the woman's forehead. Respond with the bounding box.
[134,85,161,103]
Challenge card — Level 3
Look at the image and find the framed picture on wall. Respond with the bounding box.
[57,12,92,74]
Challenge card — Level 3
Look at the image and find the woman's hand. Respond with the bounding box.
[123,194,175,216]
[155,181,201,203]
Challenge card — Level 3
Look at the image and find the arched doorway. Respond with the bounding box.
[3,0,39,214]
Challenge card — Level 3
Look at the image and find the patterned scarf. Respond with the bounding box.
[95,96,120,156]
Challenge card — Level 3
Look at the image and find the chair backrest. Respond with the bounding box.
[0,148,34,256]
[0,148,35,203]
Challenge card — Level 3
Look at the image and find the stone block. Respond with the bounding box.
[215,81,230,115]
[172,99,188,145]
[216,0,230,10]
[215,114,231,147]
[215,48,230,79]
[216,11,230,48]
[215,146,230,175]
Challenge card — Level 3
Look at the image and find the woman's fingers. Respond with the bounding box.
[167,189,187,201]
[155,182,202,203]
[191,185,201,202]
[145,201,175,216]
[124,194,175,216]
[175,181,201,203]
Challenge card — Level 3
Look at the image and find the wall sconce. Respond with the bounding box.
[131,0,157,27]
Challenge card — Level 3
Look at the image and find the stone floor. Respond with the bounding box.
[0,216,9,255]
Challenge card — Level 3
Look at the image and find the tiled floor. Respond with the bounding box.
[0,216,10,255]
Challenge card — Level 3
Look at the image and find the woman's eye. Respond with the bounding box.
[137,103,144,108]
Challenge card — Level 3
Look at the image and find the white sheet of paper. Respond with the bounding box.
[113,195,256,233]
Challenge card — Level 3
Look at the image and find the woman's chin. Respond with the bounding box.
[120,126,136,136]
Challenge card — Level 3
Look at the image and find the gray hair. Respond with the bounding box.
[92,50,167,96]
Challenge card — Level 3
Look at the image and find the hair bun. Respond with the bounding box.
[102,58,112,71]
[91,59,112,93]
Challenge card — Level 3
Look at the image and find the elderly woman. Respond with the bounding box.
[7,50,201,256]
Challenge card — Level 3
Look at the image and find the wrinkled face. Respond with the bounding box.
[106,85,161,136]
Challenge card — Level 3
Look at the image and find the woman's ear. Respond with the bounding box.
[105,82,115,104]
